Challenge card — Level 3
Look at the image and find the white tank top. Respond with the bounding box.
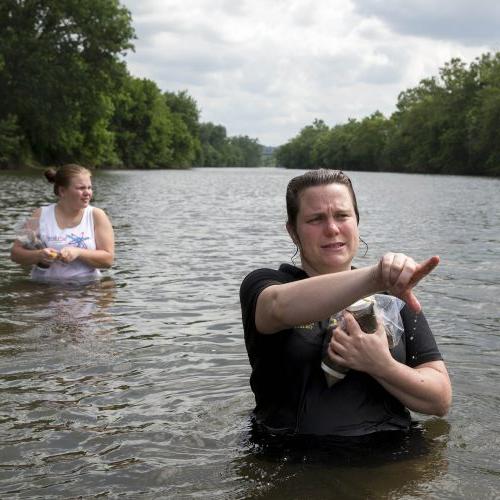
[31,204,101,282]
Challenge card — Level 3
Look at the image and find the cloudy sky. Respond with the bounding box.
[120,0,500,146]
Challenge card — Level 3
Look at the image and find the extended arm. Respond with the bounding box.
[256,254,440,334]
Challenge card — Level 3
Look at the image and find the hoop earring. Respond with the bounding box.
[359,237,368,257]
[291,244,299,266]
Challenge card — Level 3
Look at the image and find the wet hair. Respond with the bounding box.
[44,164,92,196]
[286,169,360,231]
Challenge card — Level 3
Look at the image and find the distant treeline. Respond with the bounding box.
[2,2,499,175]
[0,0,262,169]
[277,53,500,176]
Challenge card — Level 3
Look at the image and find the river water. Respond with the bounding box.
[0,168,499,499]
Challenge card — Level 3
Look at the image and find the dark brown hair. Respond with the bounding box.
[286,169,360,231]
[44,164,92,196]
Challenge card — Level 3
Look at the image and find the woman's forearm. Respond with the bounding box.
[372,360,452,416]
[256,254,440,334]
[256,265,381,333]
[11,243,43,266]
[75,248,114,268]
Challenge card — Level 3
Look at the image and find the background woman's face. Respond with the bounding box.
[292,183,359,275]
[60,174,93,208]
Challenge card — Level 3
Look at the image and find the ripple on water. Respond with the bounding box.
[0,169,499,498]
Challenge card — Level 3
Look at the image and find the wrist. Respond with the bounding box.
[372,354,399,380]
[37,248,45,263]
[369,263,383,293]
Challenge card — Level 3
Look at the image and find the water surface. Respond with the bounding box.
[0,168,499,498]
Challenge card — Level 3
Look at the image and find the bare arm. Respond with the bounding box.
[256,254,440,334]
[329,313,452,416]
[59,208,114,268]
[10,208,59,267]
[256,266,380,333]
[373,360,451,416]
[10,240,58,267]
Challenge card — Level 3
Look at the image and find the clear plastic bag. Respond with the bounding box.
[14,214,44,250]
[373,294,405,348]
[14,214,55,269]
[321,294,406,387]
[333,294,405,347]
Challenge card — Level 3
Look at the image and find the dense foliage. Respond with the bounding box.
[196,123,262,167]
[276,54,500,176]
[0,0,262,169]
[0,0,134,167]
[1,1,498,174]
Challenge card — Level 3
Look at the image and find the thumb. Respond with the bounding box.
[409,255,440,287]
[400,290,422,313]
[343,311,361,335]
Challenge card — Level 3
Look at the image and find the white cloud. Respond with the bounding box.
[120,0,500,146]
[352,1,500,44]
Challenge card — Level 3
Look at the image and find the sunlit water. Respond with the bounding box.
[0,168,499,498]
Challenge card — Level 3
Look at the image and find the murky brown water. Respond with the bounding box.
[0,168,499,498]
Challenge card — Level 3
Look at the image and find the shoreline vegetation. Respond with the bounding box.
[0,1,498,176]
[277,54,500,177]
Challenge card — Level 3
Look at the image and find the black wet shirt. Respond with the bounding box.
[240,264,443,437]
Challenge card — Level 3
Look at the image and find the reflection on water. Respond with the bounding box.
[235,420,450,499]
[0,168,499,498]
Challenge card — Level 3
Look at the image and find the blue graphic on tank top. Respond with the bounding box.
[67,232,90,249]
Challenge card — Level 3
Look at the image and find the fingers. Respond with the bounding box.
[47,248,59,259]
[378,253,440,313]
[401,255,439,310]
[42,248,58,261]
[400,289,422,313]
[389,253,408,285]
[380,253,416,291]
[329,313,391,373]
[328,325,351,365]
[59,247,77,263]
[380,253,440,292]
[329,320,349,352]
[409,255,440,287]
[342,311,363,335]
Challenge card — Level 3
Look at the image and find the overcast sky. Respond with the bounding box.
[120,0,500,146]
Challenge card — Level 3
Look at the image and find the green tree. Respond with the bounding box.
[111,76,174,168]
[0,114,24,168]
[349,112,390,171]
[0,0,134,166]
[197,122,227,166]
[276,119,329,169]
[386,77,445,173]
[313,119,357,170]
[227,135,262,167]
[279,53,500,176]
[467,53,500,176]
[435,58,479,174]
[164,90,201,167]
[196,123,262,167]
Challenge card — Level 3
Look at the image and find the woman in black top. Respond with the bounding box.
[240,169,451,436]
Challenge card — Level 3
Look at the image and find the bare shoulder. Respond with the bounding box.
[92,207,110,221]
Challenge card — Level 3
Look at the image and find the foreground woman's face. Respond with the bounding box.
[294,183,359,276]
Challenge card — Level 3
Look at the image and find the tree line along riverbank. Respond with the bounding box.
[276,54,500,177]
[0,0,262,170]
[1,2,498,176]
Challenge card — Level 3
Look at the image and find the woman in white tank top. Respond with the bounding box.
[10,164,114,282]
